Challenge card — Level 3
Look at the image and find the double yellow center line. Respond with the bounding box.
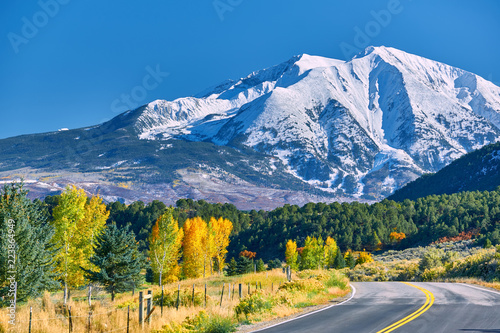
[377,282,435,333]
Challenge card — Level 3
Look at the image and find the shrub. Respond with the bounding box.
[278,279,324,293]
[420,266,446,281]
[419,248,445,271]
[154,311,236,333]
[355,251,374,266]
[235,290,273,319]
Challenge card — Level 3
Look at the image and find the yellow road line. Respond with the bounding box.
[377,282,435,333]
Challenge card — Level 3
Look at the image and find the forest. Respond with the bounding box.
[43,186,500,262]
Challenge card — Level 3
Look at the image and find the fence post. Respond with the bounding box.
[239,284,242,299]
[147,290,152,322]
[248,283,250,295]
[139,291,144,329]
[176,284,180,310]
[29,306,32,333]
[127,305,130,333]
[204,284,207,308]
[272,282,273,292]
[192,284,195,306]
[161,286,164,316]
[88,284,92,308]
[88,310,92,333]
[68,306,73,333]
[220,283,225,307]
[232,283,235,300]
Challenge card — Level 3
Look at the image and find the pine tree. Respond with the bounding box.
[236,256,253,275]
[344,251,355,268]
[0,182,57,302]
[334,249,346,269]
[226,257,238,276]
[83,224,145,301]
[256,258,266,272]
[149,208,183,285]
[285,240,298,270]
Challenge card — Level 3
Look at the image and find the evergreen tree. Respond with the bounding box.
[226,257,238,276]
[344,251,355,268]
[0,182,57,302]
[334,249,346,269]
[256,258,266,272]
[83,224,145,301]
[236,256,253,275]
[267,259,282,270]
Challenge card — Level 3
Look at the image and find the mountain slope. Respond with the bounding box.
[1,46,500,208]
[131,46,500,199]
[388,142,500,201]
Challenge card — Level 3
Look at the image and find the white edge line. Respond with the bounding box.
[459,283,500,296]
[249,284,357,333]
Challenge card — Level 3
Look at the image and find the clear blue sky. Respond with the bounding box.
[1,0,499,139]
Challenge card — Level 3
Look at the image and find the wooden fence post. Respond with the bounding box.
[29,306,32,333]
[176,285,180,310]
[88,285,92,308]
[161,286,164,316]
[68,306,73,333]
[127,305,130,333]
[220,283,225,307]
[147,290,152,322]
[239,284,242,299]
[192,284,195,306]
[139,291,144,329]
[204,284,207,308]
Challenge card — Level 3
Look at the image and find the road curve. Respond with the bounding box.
[252,282,500,333]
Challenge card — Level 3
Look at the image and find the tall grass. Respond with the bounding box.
[0,269,349,333]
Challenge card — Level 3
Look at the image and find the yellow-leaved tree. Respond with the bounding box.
[285,239,298,270]
[149,208,183,286]
[51,186,108,304]
[182,217,209,278]
[209,217,233,274]
[324,236,338,268]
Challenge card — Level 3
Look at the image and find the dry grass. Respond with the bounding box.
[0,269,349,333]
[445,277,500,291]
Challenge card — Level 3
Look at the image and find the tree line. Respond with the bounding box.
[0,184,233,304]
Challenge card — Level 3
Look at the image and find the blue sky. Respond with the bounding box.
[1,0,499,139]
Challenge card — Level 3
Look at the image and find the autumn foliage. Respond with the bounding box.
[389,231,406,243]
[239,250,256,259]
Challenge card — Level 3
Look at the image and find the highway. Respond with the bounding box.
[253,282,500,333]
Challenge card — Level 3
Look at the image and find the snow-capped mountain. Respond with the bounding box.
[130,46,500,199]
[2,46,500,208]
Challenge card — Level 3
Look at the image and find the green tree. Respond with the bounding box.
[344,251,355,268]
[83,224,145,301]
[334,249,346,269]
[256,258,266,272]
[0,182,57,303]
[226,257,238,276]
[236,256,253,275]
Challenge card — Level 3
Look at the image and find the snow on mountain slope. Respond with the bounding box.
[132,46,500,199]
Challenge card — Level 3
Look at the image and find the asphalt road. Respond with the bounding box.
[253,282,500,333]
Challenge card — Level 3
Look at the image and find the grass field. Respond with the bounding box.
[0,269,349,333]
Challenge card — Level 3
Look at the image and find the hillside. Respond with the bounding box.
[388,142,500,201]
[2,46,500,209]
